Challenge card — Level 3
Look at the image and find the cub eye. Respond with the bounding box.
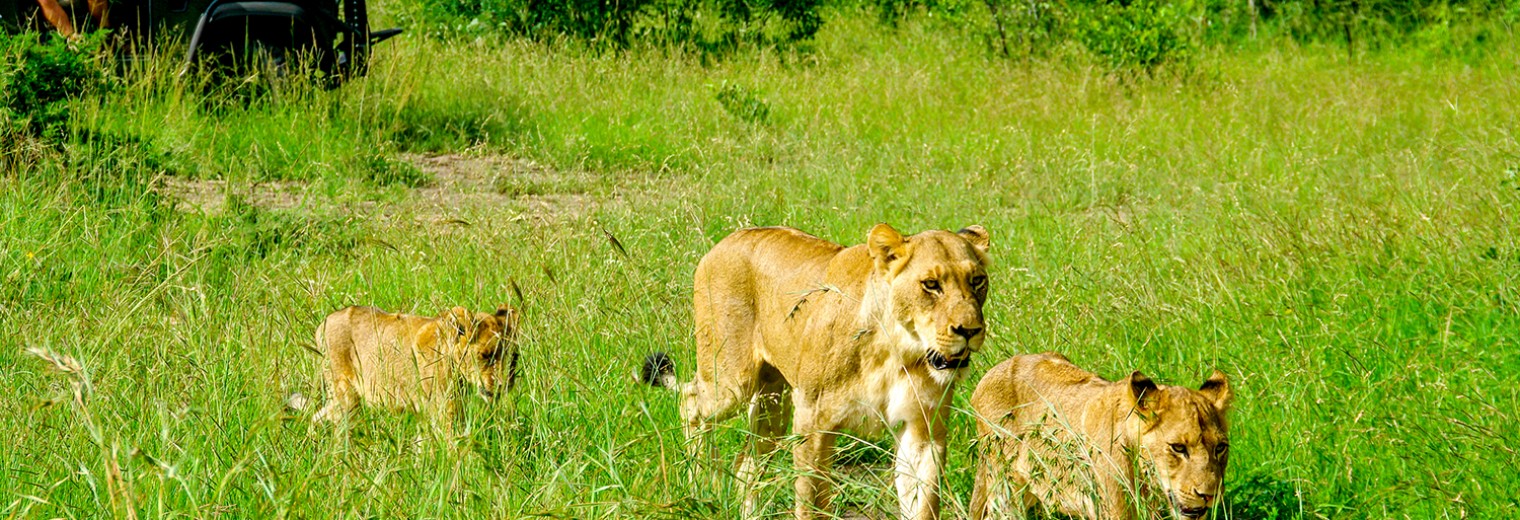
[1216,443,1229,456]
[970,275,987,290]
[921,279,941,293]
[1169,443,1189,457]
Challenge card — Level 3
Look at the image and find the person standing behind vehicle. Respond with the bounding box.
[34,0,110,38]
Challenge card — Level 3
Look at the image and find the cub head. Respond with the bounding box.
[441,304,522,400]
[1126,370,1233,518]
[866,223,991,375]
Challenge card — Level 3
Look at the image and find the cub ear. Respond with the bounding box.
[868,223,906,271]
[496,304,520,335]
[958,225,991,254]
[1128,371,1159,412]
[1199,369,1232,412]
[443,306,472,338]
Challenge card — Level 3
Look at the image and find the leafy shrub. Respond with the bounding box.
[1075,0,1197,72]
[0,31,110,138]
[973,0,1196,72]
[405,0,827,48]
[979,0,1066,58]
[407,0,651,44]
[873,0,979,25]
[1244,0,1514,48]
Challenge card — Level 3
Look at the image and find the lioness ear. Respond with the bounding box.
[958,225,991,254]
[1129,371,1159,412]
[1199,369,1232,412]
[868,223,906,271]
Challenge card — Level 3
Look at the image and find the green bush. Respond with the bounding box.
[1075,0,1197,72]
[0,32,110,138]
[1245,0,1514,48]
[405,0,827,48]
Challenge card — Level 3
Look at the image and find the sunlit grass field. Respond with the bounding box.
[2,8,1518,518]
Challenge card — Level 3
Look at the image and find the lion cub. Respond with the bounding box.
[970,353,1231,520]
[311,305,520,429]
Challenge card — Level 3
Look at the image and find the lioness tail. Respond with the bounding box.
[640,352,679,390]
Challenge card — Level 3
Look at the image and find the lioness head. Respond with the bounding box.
[441,304,521,400]
[867,223,991,374]
[1127,370,1233,518]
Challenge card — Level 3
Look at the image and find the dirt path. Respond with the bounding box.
[157,153,597,224]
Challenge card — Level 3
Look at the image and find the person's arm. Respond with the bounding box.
[36,0,77,37]
[86,0,108,28]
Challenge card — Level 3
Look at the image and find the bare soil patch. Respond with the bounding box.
[159,178,311,214]
[405,153,594,221]
[155,153,597,224]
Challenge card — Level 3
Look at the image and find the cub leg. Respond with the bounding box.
[313,315,360,425]
[970,452,993,520]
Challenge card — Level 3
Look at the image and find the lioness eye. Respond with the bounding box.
[1216,444,1229,456]
[922,280,941,292]
[1170,444,1188,457]
[970,275,987,290]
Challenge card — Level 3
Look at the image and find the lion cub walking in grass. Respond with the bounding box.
[970,353,1231,520]
[310,305,521,431]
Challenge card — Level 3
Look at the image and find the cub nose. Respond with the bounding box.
[951,325,981,339]
[1194,491,1215,504]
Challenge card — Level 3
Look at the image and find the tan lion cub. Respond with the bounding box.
[970,353,1231,520]
[311,305,521,430]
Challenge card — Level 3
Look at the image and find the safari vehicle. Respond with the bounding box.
[2,0,400,87]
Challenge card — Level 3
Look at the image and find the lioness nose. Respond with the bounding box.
[1194,491,1215,503]
[951,325,981,339]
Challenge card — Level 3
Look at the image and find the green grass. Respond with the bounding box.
[2,8,1518,518]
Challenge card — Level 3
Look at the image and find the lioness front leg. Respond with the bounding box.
[894,420,947,520]
[792,429,838,519]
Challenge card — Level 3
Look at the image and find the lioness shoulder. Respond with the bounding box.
[311,304,520,429]
[970,353,1231,520]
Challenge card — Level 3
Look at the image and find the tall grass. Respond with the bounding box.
[2,7,1517,518]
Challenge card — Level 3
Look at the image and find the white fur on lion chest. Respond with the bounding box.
[838,363,964,436]
[834,320,966,436]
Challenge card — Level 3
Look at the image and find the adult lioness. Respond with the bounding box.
[312,305,521,431]
[969,353,1232,520]
[644,223,991,520]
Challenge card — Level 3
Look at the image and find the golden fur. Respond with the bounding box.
[312,305,520,431]
[647,223,992,520]
[969,353,1232,520]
